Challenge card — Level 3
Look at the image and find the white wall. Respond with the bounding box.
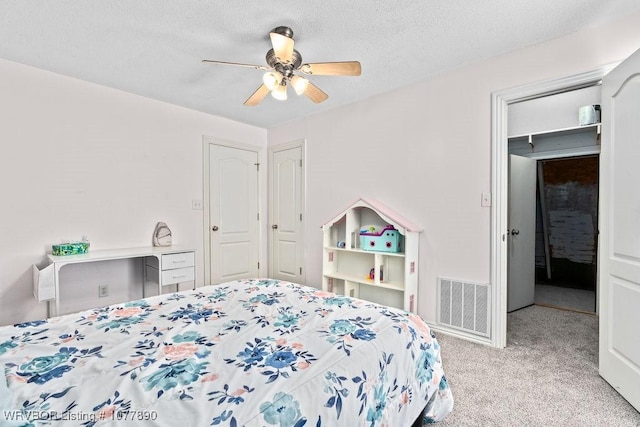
[508,85,602,136]
[267,11,640,326]
[0,59,267,325]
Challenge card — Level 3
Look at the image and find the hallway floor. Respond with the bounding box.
[535,283,596,313]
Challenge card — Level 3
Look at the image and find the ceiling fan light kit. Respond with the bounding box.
[271,82,288,101]
[202,26,361,106]
[262,71,283,91]
[290,75,309,96]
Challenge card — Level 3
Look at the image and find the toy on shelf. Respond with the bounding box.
[368,267,383,281]
[360,225,401,253]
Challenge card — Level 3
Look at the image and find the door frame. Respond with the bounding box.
[490,64,617,348]
[202,136,263,286]
[268,139,306,284]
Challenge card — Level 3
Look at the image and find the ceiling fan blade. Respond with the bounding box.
[303,82,329,104]
[269,31,295,63]
[300,61,361,76]
[244,84,271,106]
[202,59,268,71]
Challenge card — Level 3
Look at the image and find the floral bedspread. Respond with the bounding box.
[0,279,453,426]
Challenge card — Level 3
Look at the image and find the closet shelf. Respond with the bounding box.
[508,123,601,141]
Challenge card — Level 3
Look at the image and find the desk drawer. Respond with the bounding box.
[161,266,195,286]
[161,252,195,270]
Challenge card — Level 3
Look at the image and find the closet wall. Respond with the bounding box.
[508,86,601,134]
[538,156,598,290]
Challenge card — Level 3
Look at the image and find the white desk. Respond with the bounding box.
[34,246,196,317]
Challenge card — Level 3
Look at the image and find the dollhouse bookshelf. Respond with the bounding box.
[321,198,422,312]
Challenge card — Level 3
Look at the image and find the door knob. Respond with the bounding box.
[272,224,278,229]
[212,226,219,231]
[511,229,520,235]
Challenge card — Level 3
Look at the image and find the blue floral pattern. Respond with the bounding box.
[260,392,307,427]
[8,346,103,385]
[320,317,377,355]
[225,337,317,384]
[0,339,17,355]
[0,279,453,426]
[141,358,209,398]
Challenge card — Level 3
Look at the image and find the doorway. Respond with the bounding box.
[491,63,617,348]
[507,85,602,315]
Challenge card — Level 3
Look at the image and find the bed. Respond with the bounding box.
[0,279,453,426]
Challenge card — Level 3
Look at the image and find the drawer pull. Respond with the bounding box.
[171,260,187,264]
[172,274,188,279]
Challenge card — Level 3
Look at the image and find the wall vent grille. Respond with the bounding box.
[437,277,490,337]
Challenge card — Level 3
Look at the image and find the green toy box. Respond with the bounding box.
[52,242,90,256]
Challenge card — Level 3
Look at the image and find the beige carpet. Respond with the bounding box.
[433,305,640,426]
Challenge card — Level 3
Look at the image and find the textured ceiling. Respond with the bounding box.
[2,0,640,128]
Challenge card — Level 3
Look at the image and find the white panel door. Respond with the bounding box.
[599,48,640,411]
[209,144,259,284]
[269,144,304,283]
[507,155,537,312]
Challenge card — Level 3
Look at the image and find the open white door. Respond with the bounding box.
[209,144,260,284]
[599,48,640,411]
[508,155,537,312]
[269,143,305,284]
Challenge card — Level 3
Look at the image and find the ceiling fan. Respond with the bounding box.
[202,26,361,106]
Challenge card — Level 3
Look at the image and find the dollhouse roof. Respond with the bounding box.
[322,198,423,234]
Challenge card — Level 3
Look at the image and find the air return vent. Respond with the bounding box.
[437,277,490,337]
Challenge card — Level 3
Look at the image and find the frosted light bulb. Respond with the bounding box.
[263,72,283,91]
[291,75,309,95]
[271,83,288,101]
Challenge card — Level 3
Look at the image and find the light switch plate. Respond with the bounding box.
[481,193,491,207]
[192,199,203,210]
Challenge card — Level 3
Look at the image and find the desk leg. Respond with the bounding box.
[156,255,162,297]
[53,263,62,317]
[142,257,146,299]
